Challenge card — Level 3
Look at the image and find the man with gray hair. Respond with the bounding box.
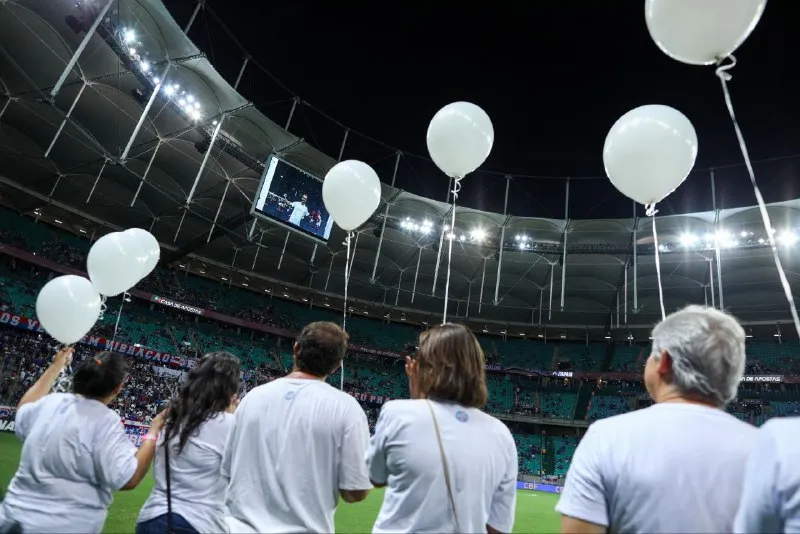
[556,306,755,533]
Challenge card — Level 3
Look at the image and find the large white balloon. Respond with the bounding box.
[603,105,698,206]
[123,228,160,277]
[426,102,494,179]
[36,275,102,344]
[87,231,150,296]
[322,160,382,232]
[645,0,767,66]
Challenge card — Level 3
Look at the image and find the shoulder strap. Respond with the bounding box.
[164,435,173,534]
[426,400,461,532]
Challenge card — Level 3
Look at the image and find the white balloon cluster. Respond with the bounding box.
[35,228,161,345]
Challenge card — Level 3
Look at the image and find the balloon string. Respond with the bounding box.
[111,292,128,344]
[716,55,800,339]
[341,231,353,391]
[646,203,666,321]
[442,177,462,324]
[99,296,107,321]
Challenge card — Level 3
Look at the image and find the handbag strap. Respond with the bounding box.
[426,400,461,532]
[164,434,174,534]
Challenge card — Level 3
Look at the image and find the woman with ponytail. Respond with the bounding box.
[0,350,162,533]
[136,351,241,534]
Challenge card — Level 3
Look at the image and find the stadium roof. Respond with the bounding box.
[1,0,799,340]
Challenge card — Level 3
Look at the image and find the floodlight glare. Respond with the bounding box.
[679,233,698,247]
[778,231,798,246]
[123,29,135,44]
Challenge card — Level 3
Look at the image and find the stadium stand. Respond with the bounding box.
[1,209,800,480]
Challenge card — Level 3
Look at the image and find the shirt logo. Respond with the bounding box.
[285,391,296,400]
[455,410,468,423]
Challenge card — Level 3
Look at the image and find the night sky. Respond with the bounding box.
[164,1,800,220]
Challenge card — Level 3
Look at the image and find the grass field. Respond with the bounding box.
[0,432,560,532]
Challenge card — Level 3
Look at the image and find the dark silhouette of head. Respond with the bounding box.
[293,322,349,378]
[71,351,128,403]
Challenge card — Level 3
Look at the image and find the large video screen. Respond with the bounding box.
[251,156,335,242]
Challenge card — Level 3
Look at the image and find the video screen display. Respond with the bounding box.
[251,156,334,242]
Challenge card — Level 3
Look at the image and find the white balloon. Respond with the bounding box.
[322,160,382,232]
[87,231,150,296]
[603,105,698,206]
[123,228,160,277]
[645,0,767,66]
[426,102,494,179]
[36,275,102,345]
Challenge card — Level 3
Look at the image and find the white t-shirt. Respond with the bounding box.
[137,412,234,533]
[556,402,756,533]
[734,416,800,534]
[366,399,518,534]
[222,378,372,534]
[288,202,309,225]
[0,393,137,533]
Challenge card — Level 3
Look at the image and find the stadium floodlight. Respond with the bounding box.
[679,233,698,247]
[778,231,798,246]
[140,60,150,73]
[472,228,486,242]
[128,47,137,57]
[123,28,136,44]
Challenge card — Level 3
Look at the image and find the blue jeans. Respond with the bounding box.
[136,513,198,534]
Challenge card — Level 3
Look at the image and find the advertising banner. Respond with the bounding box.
[516,481,563,494]
[0,405,15,433]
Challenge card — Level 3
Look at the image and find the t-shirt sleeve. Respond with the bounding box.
[365,404,393,485]
[338,402,372,491]
[93,414,138,491]
[555,424,609,528]
[733,422,782,534]
[487,428,518,533]
[13,397,46,441]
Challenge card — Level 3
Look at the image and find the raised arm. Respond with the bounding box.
[18,347,73,408]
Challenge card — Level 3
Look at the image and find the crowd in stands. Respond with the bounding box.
[2,208,800,480]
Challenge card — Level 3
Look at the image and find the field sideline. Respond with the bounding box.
[0,432,561,532]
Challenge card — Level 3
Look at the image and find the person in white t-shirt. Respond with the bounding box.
[556,305,755,534]
[137,351,241,534]
[366,323,518,534]
[223,321,372,534]
[0,350,163,533]
[283,193,309,225]
[734,416,800,533]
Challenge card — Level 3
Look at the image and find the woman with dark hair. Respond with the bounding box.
[136,351,241,534]
[0,349,162,533]
[366,324,519,533]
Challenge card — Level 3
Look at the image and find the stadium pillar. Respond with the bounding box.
[233,56,250,90]
[173,210,186,242]
[432,177,454,295]
[560,179,570,311]
[251,231,264,270]
[479,256,487,312]
[207,178,230,242]
[395,269,403,306]
[120,66,170,162]
[311,244,318,265]
[708,257,716,308]
[615,291,620,328]
[50,0,113,99]
[285,97,299,130]
[493,176,511,305]
[710,169,724,309]
[370,152,401,282]
[0,95,10,121]
[466,281,471,318]
[85,159,108,203]
[538,288,543,325]
[185,114,224,206]
[411,247,422,303]
[325,254,335,290]
[337,129,350,161]
[184,1,203,34]
[548,265,554,320]
[632,200,639,311]
[45,81,87,158]
[623,263,628,324]
[277,230,290,270]
[130,140,161,206]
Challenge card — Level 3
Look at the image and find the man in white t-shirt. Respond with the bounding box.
[285,194,310,225]
[556,305,755,533]
[222,322,371,534]
[734,416,800,533]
